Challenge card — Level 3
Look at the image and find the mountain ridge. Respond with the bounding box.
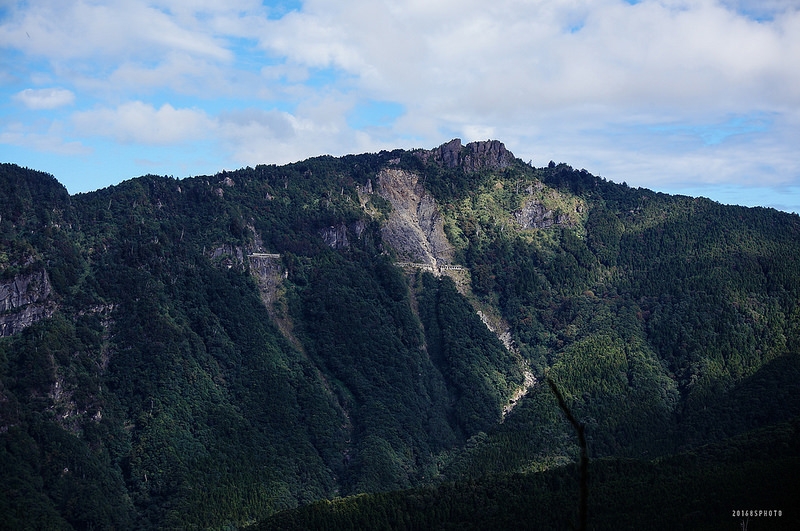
[1,142,799,529]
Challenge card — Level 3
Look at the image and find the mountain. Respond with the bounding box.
[1,140,799,530]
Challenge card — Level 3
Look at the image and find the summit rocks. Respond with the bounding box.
[419,138,515,173]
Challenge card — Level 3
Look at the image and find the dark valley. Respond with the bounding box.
[1,140,799,530]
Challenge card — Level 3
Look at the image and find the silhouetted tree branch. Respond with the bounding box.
[548,378,588,531]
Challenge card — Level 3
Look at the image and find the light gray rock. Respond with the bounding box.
[376,168,453,266]
[418,138,515,173]
[514,199,572,229]
[0,269,56,336]
[320,224,350,249]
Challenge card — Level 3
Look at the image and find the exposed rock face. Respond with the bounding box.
[376,168,453,266]
[514,199,572,229]
[0,269,51,311]
[319,221,366,250]
[0,269,56,336]
[419,138,515,173]
[321,224,350,249]
[0,302,56,337]
[249,254,287,307]
[208,244,245,269]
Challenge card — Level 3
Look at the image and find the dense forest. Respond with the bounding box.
[1,139,799,529]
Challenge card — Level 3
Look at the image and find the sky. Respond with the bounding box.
[1,0,799,213]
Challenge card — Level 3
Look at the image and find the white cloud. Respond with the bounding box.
[267,0,800,115]
[217,96,363,165]
[5,1,799,116]
[0,1,233,60]
[247,0,800,192]
[72,101,214,145]
[0,0,272,98]
[13,88,75,109]
[0,120,91,155]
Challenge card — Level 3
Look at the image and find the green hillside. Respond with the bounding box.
[1,139,799,529]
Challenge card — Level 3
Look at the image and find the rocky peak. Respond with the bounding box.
[419,138,515,173]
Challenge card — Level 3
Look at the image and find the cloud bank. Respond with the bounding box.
[14,88,75,110]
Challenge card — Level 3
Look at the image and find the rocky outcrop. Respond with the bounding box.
[375,168,453,266]
[0,269,51,311]
[514,199,572,229]
[0,269,56,336]
[319,220,366,250]
[208,244,246,269]
[321,224,350,249]
[418,138,515,173]
[249,254,287,307]
[0,301,56,337]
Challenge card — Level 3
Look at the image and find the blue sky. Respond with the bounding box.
[1,0,799,213]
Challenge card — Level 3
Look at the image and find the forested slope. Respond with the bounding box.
[1,139,799,529]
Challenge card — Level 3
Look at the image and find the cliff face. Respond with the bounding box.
[419,138,515,173]
[375,168,453,266]
[514,199,573,229]
[0,269,56,336]
[319,220,366,250]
